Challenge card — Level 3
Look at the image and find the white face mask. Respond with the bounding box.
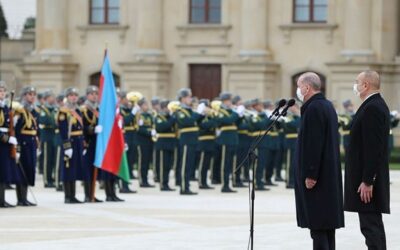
[296,87,305,102]
[353,84,361,97]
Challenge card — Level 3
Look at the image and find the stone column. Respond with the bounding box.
[36,0,69,55]
[239,0,270,60]
[341,0,374,61]
[134,0,164,61]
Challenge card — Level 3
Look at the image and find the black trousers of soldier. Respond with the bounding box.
[137,145,152,185]
[234,147,248,185]
[212,147,221,184]
[158,149,174,188]
[175,147,181,186]
[40,141,55,186]
[126,144,138,179]
[154,150,160,182]
[255,147,268,187]
[179,144,196,192]
[220,145,236,189]
[54,145,63,189]
[198,151,214,186]
[275,145,285,179]
[265,149,280,182]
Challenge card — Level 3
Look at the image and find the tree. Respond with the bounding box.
[0,3,8,38]
[23,17,35,30]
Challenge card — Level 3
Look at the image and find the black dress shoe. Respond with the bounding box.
[120,188,137,194]
[0,201,15,208]
[233,182,248,188]
[84,197,103,203]
[26,200,37,206]
[106,196,124,202]
[154,178,160,183]
[56,186,64,192]
[211,180,221,185]
[199,185,214,190]
[160,186,176,191]
[70,197,83,204]
[5,184,14,190]
[255,186,270,191]
[113,196,124,202]
[44,183,56,188]
[221,187,237,193]
[286,185,294,189]
[180,190,198,195]
[17,200,30,206]
[275,177,285,182]
[140,183,155,188]
[265,180,278,186]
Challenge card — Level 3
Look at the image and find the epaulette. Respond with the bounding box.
[59,107,70,114]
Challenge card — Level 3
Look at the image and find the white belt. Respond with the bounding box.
[0,127,9,132]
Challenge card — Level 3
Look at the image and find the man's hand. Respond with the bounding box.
[64,149,73,159]
[305,178,317,189]
[94,125,103,134]
[358,182,373,204]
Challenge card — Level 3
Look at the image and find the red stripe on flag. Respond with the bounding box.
[101,115,124,175]
[99,74,105,101]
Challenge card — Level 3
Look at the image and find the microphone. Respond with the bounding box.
[269,99,287,118]
[280,99,296,117]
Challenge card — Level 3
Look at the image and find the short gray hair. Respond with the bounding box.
[298,72,321,91]
[361,70,380,90]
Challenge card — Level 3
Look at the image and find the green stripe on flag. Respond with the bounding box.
[118,152,131,182]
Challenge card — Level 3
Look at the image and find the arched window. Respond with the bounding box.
[291,71,326,98]
[293,0,327,23]
[90,0,120,24]
[89,72,120,87]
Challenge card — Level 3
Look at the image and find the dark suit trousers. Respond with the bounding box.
[359,212,386,250]
[310,229,335,250]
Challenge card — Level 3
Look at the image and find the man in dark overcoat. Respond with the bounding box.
[294,72,344,250]
[345,70,390,250]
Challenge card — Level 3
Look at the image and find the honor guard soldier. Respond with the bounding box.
[210,100,222,185]
[38,90,58,188]
[81,86,104,202]
[54,94,65,191]
[389,110,400,158]
[58,87,84,204]
[215,92,241,193]
[274,100,286,182]
[176,88,204,195]
[282,102,301,189]
[154,100,177,191]
[338,99,355,156]
[197,99,217,189]
[232,95,248,188]
[119,91,138,193]
[137,97,155,188]
[151,97,161,183]
[248,99,271,191]
[14,86,38,206]
[0,81,18,207]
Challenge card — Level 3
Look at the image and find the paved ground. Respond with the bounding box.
[1,171,400,250]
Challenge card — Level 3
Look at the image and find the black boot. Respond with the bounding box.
[105,181,116,202]
[64,182,72,203]
[70,182,83,204]
[0,183,15,208]
[111,180,124,202]
[23,185,36,206]
[16,184,29,206]
[120,181,136,194]
[84,182,102,203]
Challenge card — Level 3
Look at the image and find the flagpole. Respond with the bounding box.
[90,45,108,202]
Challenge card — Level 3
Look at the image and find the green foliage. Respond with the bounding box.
[23,17,35,30]
[0,3,8,37]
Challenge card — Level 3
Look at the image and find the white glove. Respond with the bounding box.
[131,105,140,115]
[83,149,87,156]
[124,143,129,151]
[95,125,103,134]
[216,130,221,137]
[151,129,157,137]
[391,110,398,117]
[64,148,73,158]
[196,103,206,115]
[8,136,18,145]
[138,119,144,126]
[16,152,20,162]
[236,105,245,117]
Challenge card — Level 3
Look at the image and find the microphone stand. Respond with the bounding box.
[236,108,290,250]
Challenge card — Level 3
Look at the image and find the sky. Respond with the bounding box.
[0,0,36,39]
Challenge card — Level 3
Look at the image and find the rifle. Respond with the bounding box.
[8,91,17,159]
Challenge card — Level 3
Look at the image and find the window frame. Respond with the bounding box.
[292,0,328,23]
[189,0,222,24]
[89,0,120,25]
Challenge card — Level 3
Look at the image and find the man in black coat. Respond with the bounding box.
[294,72,344,250]
[345,70,390,250]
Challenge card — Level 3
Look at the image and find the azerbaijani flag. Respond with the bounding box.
[94,51,130,182]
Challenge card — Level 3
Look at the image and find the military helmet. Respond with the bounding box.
[21,86,36,96]
[232,95,241,105]
[118,90,127,99]
[160,99,170,109]
[86,85,99,95]
[177,88,192,100]
[0,81,7,90]
[43,90,55,99]
[151,96,161,106]
[64,87,79,97]
[219,92,232,101]
[199,98,210,107]
[342,99,352,108]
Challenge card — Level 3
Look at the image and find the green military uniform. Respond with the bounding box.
[38,102,59,188]
[338,113,353,154]
[137,111,154,187]
[120,105,138,181]
[154,111,177,190]
[197,112,217,189]
[235,115,251,186]
[248,111,271,190]
[215,105,240,192]
[176,105,202,194]
[282,114,300,188]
